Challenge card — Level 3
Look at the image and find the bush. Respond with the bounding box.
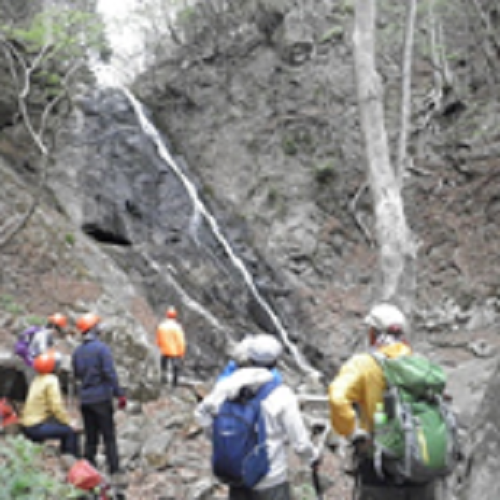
[0,435,80,499]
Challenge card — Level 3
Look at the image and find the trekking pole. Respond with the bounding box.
[311,425,329,500]
[68,371,74,409]
[312,466,323,500]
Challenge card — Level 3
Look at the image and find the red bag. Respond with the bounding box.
[67,459,103,490]
[0,398,19,427]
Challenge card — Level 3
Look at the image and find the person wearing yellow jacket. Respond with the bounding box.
[328,303,436,500]
[22,350,80,457]
[156,306,186,387]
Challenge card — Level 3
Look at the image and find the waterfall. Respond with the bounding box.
[123,87,319,378]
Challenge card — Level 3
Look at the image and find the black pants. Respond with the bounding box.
[24,418,80,457]
[356,459,435,500]
[81,400,120,474]
[229,482,291,500]
[160,356,181,387]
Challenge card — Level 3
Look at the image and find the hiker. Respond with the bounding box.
[29,313,68,361]
[217,336,282,384]
[195,333,320,500]
[72,313,127,481]
[328,303,437,500]
[156,306,186,387]
[21,350,80,457]
[14,313,68,368]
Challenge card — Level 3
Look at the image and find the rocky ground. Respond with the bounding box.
[1,322,498,499]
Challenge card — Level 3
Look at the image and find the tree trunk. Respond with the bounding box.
[353,0,417,318]
[396,0,417,184]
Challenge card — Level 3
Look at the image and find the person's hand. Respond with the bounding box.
[349,427,370,454]
[70,419,82,432]
[310,446,323,470]
[118,396,127,410]
[349,427,369,444]
[311,455,322,471]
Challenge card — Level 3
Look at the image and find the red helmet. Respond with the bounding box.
[47,313,67,329]
[76,313,101,333]
[33,351,61,374]
[165,307,177,320]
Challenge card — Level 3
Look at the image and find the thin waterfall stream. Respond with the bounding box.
[123,86,319,379]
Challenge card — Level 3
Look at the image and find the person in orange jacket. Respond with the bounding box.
[156,306,186,387]
[328,303,436,500]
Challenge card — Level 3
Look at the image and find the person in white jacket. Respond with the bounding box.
[195,334,320,500]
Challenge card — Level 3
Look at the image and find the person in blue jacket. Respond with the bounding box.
[72,313,127,481]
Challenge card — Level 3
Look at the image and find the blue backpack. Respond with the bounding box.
[212,378,280,488]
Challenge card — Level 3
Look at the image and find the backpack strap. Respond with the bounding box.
[371,350,410,482]
[371,350,387,368]
[252,377,281,405]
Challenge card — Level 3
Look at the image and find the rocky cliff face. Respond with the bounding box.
[133,0,500,357]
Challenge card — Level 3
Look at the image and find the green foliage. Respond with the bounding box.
[64,233,75,246]
[282,135,298,156]
[0,294,25,315]
[294,482,316,500]
[314,160,337,184]
[0,436,80,499]
[4,8,105,58]
[267,186,279,205]
[24,315,46,326]
[177,5,197,27]
[340,0,355,15]
[319,26,344,44]
[1,7,106,96]
[0,294,15,306]
[282,129,315,156]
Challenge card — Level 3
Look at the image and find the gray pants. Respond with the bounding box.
[356,458,436,500]
[358,481,435,500]
[229,482,291,500]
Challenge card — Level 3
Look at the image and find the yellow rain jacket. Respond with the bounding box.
[21,373,71,427]
[156,318,186,358]
[328,341,412,437]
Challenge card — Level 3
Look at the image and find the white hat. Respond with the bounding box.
[364,303,407,333]
[247,334,283,366]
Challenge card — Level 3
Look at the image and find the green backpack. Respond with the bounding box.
[371,352,461,484]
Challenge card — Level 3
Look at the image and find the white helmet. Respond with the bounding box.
[247,334,283,366]
[364,303,406,334]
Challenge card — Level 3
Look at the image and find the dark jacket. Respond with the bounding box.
[72,330,124,405]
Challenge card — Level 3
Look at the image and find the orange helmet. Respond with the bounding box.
[47,313,67,329]
[33,351,62,374]
[76,313,101,333]
[165,307,177,319]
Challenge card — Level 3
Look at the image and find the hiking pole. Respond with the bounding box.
[311,424,329,500]
[312,466,323,500]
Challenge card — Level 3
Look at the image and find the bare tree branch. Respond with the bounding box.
[0,154,49,248]
[396,0,417,185]
[461,0,499,85]
[470,0,500,56]
[427,0,444,111]
[349,180,374,247]
[0,38,79,249]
